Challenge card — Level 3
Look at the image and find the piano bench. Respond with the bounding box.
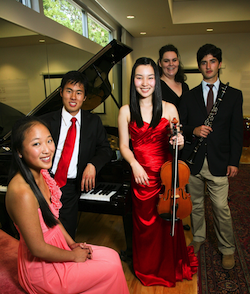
[0,229,26,293]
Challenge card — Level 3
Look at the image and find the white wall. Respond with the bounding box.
[131,33,250,116]
[0,43,93,113]
[121,29,134,106]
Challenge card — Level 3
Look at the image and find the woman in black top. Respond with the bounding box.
[158,44,189,109]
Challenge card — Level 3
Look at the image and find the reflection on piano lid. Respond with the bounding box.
[80,182,122,202]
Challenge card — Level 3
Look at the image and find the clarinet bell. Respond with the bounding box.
[186,150,197,165]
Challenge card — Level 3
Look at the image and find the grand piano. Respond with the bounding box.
[0,39,133,225]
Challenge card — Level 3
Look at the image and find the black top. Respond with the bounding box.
[160,80,189,109]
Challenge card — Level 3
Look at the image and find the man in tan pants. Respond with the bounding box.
[179,44,243,270]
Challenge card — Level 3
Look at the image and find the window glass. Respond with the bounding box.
[43,0,83,35]
[43,0,112,47]
[16,0,31,8]
[87,14,111,47]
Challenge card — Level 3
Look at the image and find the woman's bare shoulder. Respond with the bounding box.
[6,174,36,208]
[119,104,131,121]
[120,104,130,114]
[162,101,176,110]
[162,101,178,118]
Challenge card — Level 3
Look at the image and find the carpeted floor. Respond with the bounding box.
[198,164,250,294]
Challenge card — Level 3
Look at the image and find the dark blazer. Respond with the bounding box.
[41,109,113,187]
[179,82,243,176]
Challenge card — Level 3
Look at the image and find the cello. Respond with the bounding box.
[157,118,192,236]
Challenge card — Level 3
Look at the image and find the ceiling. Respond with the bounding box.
[0,18,59,48]
[93,0,250,38]
[0,0,250,49]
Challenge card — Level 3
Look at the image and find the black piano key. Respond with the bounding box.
[90,183,105,194]
[104,185,116,195]
[100,185,112,195]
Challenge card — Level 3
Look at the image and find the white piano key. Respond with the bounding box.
[80,190,117,202]
[80,182,121,202]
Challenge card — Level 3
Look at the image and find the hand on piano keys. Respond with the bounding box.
[80,182,122,202]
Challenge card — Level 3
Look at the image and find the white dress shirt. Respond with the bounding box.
[51,107,81,179]
[202,78,220,106]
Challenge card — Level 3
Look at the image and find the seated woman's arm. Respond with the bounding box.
[6,177,90,263]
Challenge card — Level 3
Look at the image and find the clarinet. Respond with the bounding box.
[186,82,229,165]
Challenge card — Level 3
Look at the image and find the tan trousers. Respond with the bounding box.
[188,158,235,255]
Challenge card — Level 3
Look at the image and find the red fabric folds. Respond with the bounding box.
[129,118,198,287]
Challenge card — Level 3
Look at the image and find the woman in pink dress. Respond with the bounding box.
[118,57,198,287]
[5,116,129,294]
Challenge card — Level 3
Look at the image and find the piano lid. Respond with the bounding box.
[0,102,25,141]
[29,39,132,117]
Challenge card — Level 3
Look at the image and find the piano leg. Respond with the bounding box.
[120,210,133,262]
[0,193,18,238]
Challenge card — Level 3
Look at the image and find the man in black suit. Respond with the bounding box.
[42,71,112,239]
[179,44,243,270]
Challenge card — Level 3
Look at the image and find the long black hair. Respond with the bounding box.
[130,57,162,129]
[158,44,187,83]
[8,116,58,228]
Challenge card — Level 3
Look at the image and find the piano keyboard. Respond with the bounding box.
[0,185,7,192]
[80,182,122,202]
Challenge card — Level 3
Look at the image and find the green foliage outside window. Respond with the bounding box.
[43,0,83,35]
[43,0,111,47]
[88,17,110,47]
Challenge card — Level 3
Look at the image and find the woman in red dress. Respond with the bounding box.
[118,57,198,287]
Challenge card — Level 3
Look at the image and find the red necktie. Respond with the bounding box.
[206,84,214,114]
[54,117,77,187]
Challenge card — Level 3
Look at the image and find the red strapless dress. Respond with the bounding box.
[129,118,198,287]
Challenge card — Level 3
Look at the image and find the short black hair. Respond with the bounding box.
[60,71,88,96]
[197,44,222,66]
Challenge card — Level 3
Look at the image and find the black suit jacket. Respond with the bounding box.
[41,109,113,187]
[179,82,243,176]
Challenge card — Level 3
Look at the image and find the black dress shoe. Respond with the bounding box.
[183,224,190,231]
[119,250,133,262]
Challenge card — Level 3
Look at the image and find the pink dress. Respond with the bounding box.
[129,118,198,287]
[15,170,129,294]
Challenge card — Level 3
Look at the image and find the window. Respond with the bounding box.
[16,0,31,8]
[43,0,112,47]
[87,14,111,47]
[16,0,40,12]
[43,0,83,35]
